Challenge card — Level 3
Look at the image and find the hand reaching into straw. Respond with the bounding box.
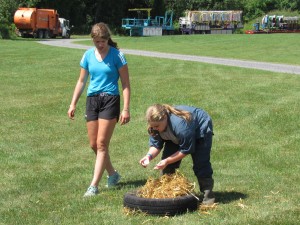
[154,159,167,170]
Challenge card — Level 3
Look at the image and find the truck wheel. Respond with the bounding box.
[44,30,50,39]
[123,190,198,216]
[65,32,70,39]
[38,30,44,39]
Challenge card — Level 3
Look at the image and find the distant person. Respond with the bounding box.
[68,22,131,197]
[139,104,215,204]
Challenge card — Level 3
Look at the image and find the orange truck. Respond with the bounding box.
[14,8,71,38]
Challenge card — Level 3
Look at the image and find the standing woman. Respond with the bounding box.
[68,23,130,197]
[139,104,215,204]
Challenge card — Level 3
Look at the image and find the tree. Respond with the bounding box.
[275,0,299,11]
[151,0,166,17]
[0,0,20,38]
[1,0,300,38]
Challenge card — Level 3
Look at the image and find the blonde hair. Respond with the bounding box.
[146,104,192,123]
[91,22,118,49]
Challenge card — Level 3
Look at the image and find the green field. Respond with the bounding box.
[76,33,300,65]
[0,34,299,225]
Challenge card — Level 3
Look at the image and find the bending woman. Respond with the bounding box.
[139,104,215,204]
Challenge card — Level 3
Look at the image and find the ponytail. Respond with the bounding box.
[108,38,118,49]
[146,104,191,123]
[162,104,192,122]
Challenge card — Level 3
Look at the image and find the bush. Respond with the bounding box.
[0,24,10,39]
[0,23,18,39]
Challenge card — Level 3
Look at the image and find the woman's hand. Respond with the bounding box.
[120,109,130,125]
[154,159,168,170]
[68,105,76,119]
[139,156,150,168]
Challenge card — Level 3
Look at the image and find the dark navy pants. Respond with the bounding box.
[161,132,213,179]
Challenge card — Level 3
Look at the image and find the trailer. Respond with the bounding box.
[14,8,71,38]
[245,15,300,34]
[179,10,243,34]
[121,8,174,36]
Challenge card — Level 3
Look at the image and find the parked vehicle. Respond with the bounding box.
[245,15,300,34]
[179,10,243,34]
[121,8,174,36]
[14,8,71,38]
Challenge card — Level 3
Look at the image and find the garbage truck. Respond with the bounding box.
[14,8,71,38]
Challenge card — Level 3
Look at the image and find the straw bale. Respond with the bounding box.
[137,170,195,199]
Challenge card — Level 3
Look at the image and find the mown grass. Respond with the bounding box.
[0,36,299,225]
[76,33,300,66]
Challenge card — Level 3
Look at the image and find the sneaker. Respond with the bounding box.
[83,186,99,197]
[106,171,121,188]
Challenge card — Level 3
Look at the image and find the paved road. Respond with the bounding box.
[38,39,300,75]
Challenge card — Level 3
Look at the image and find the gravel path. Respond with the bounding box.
[38,39,300,75]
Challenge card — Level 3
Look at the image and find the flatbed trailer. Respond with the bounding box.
[179,10,243,34]
[121,8,174,36]
[245,15,300,34]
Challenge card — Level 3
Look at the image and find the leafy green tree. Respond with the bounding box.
[151,0,166,17]
[1,0,300,38]
[275,0,299,11]
[0,0,19,38]
[92,0,128,30]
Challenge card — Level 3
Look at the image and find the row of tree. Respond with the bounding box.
[0,0,299,38]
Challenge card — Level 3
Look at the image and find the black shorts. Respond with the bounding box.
[85,94,120,122]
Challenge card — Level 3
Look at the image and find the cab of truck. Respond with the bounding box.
[59,18,71,38]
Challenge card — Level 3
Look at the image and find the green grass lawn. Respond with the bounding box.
[0,35,299,225]
[76,33,300,66]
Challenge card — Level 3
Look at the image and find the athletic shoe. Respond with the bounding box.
[83,186,99,197]
[106,171,121,188]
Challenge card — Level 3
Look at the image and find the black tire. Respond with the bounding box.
[124,191,198,216]
[44,30,50,39]
[38,30,44,39]
[66,32,71,39]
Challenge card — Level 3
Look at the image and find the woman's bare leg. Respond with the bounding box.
[87,118,117,187]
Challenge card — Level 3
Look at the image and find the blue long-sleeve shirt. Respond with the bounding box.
[149,105,213,155]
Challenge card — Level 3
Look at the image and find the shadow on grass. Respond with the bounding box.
[215,191,248,204]
[116,179,147,190]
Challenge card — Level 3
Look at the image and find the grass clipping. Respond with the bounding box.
[137,170,196,199]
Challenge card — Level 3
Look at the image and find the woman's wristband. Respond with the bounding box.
[146,153,153,160]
